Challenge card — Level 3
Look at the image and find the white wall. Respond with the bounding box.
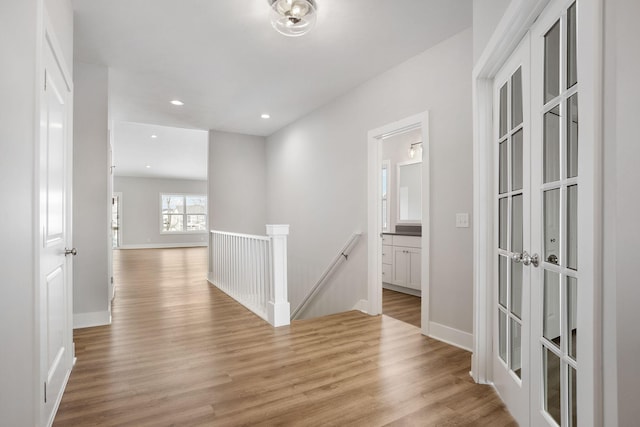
[73,61,111,328]
[0,0,72,425]
[114,176,208,247]
[603,0,640,424]
[208,131,267,236]
[381,128,423,232]
[473,0,510,63]
[266,28,474,330]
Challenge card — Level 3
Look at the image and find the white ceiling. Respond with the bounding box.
[112,122,208,180]
[73,0,472,137]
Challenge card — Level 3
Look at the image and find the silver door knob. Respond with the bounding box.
[521,251,539,267]
[512,251,540,267]
[64,248,77,256]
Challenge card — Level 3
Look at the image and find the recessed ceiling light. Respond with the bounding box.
[170,100,184,106]
[151,134,158,139]
[145,165,151,168]
[261,113,271,119]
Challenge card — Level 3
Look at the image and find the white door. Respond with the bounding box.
[492,35,531,425]
[530,1,581,425]
[493,1,590,426]
[39,34,74,425]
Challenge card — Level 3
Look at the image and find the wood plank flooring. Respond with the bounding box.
[383,288,421,328]
[54,247,516,426]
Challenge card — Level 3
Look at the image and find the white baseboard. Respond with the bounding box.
[428,321,473,352]
[73,311,112,329]
[352,299,368,313]
[117,242,207,250]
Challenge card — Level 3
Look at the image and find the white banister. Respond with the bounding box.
[266,224,290,327]
[208,225,290,327]
[290,232,362,320]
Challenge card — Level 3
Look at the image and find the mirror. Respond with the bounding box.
[397,160,421,223]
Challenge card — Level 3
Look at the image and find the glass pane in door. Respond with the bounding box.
[500,83,508,138]
[512,67,523,127]
[544,270,561,347]
[544,106,561,183]
[567,185,578,270]
[499,310,507,362]
[567,2,578,89]
[510,318,522,378]
[567,276,578,360]
[567,94,579,178]
[544,347,562,425]
[512,130,523,191]
[544,189,560,264]
[544,21,561,103]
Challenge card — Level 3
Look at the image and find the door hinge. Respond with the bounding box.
[111,276,114,284]
[44,382,47,403]
[44,70,47,91]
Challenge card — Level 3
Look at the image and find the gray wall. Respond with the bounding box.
[266,28,474,329]
[73,61,111,327]
[472,0,510,63]
[0,0,72,424]
[604,0,640,424]
[208,131,267,236]
[114,176,208,247]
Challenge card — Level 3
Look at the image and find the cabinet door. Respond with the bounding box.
[393,247,409,285]
[407,248,422,290]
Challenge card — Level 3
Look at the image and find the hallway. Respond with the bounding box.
[54,248,515,426]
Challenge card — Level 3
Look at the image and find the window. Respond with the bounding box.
[161,194,207,233]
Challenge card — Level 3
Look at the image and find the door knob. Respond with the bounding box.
[64,248,77,256]
[512,251,539,267]
[521,251,539,267]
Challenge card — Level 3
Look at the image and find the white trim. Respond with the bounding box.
[117,242,207,250]
[472,0,554,385]
[367,111,430,337]
[429,321,474,352]
[352,299,368,313]
[73,311,112,329]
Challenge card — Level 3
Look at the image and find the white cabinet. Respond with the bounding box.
[392,246,421,290]
[381,234,421,292]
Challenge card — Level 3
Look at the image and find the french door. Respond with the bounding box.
[493,0,586,426]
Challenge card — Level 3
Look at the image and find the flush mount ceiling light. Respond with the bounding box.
[268,0,317,37]
[261,113,271,119]
[170,99,184,106]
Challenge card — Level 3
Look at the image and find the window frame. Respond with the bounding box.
[159,193,208,234]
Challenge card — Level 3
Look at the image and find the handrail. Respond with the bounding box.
[290,232,362,320]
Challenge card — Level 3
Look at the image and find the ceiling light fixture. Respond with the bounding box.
[145,165,151,168]
[151,134,158,139]
[268,0,317,37]
[261,113,271,119]
[409,142,423,159]
[170,100,184,106]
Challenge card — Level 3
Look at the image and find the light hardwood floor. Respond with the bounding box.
[383,288,421,328]
[54,247,516,426]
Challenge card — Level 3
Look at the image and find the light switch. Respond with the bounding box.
[456,213,469,228]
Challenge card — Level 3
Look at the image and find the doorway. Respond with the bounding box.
[367,112,430,335]
[473,0,602,425]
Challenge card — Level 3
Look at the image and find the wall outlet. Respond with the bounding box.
[456,213,469,228]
